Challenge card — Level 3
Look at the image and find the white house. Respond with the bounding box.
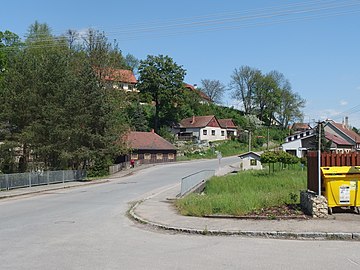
[218,119,238,138]
[99,68,139,92]
[281,126,353,158]
[173,115,227,142]
[238,151,263,171]
[281,130,315,158]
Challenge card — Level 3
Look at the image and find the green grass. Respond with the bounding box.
[175,166,307,216]
[177,140,260,161]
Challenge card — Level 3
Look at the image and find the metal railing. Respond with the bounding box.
[0,170,86,191]
[180,170,215,197]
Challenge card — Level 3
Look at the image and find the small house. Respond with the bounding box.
[238,152,263,171]
[118,130,177,164]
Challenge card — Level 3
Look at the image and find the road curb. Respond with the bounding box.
[129,199,360,241]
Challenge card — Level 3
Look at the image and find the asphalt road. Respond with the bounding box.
[1,157,360,270]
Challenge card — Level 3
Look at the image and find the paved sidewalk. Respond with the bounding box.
[130,162,360,241]
[0,164,154,200]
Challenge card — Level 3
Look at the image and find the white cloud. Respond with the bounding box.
[340,100,348,106]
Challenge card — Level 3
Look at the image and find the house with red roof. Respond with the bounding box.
[281,127,354,158]
[184,83,212,104]
[291,122,312,133]
[218,119,238,138]
[120,130,177,164]
[324,118,360,151]
[172,115,228,142]
[98,68,138,92]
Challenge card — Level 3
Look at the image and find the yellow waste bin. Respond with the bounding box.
[321,166,360,214]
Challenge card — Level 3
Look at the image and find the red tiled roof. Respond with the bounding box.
[179,115,217,128]
[291,123,311,130]
[126,131,176,150]
[100,68,137,84]
[325,132,352,146]
[184,83,212,102]
[330,122,360,143]
[218,119,237,129]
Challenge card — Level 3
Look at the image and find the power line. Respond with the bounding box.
[1,0,359,51]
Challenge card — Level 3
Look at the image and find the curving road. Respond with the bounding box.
[1,157,360,270]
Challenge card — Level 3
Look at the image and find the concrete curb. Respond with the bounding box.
[129,199,360,241]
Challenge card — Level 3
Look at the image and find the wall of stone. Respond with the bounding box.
[300,190,328,218]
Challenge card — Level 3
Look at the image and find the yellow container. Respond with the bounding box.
[321,166,360,213]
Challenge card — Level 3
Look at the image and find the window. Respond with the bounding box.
[250,159,257,166]
[211,130,215,136]
[156,153,163,160]
[144,153,151,160]
[168,153,174,160]
[203,129,207,135]
[221,130,225,136]
[131,153,138,160]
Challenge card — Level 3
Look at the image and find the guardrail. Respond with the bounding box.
[0,170,86,191]
[180,170,215,197]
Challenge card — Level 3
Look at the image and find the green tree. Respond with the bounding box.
[269,71,305,128]
[138,55,186,132]
[0,22,128,174]
[230,66,261,115]
[260,151,278,174]
[253,72,281,125]
[0,30,22,76]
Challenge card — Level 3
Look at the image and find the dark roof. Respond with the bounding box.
[238,151,262,159]
[99,68,137,84]
[179,115,218,128]
[126,131,176,151]
[218,119,237,129]
[328,121,360,143]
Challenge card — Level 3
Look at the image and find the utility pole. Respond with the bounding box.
[318,121,321,196]
[267,126,270,151]
[248,130,252,152]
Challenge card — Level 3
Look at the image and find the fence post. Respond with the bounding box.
[29,173,32,188]
[62,171,65,184]
[47,170,50,185]
[5,174,9,190]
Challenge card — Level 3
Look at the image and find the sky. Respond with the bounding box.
[2,0,360,127]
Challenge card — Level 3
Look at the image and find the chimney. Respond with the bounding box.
[345,116,349,129]
[191,115,195,124]
[151,129,154,133]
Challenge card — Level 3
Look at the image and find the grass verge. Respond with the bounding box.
[175,167,306,216]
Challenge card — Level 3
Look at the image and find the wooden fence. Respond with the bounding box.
[307,151,360,193]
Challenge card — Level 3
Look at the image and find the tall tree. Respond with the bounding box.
[230,66,261,115]
[137,55,186,132]
[275,87,305,128]
[253,72,281,125]
[200,79,226,104]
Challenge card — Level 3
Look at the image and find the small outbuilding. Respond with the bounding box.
[238,151,263,171]
[121,130,177,164]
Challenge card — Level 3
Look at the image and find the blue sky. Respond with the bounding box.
[2,0,360,127]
